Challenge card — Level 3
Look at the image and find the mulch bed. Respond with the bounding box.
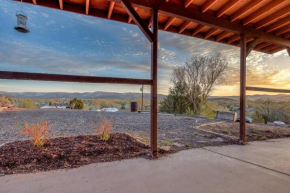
[199,122,290,141]
[0,133,149,175]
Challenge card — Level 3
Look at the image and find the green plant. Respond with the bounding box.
[97,116,112,141]
[69,98,84,109]
[17,120,52,147]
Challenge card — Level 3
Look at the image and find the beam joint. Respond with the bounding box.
[121,0,154,42]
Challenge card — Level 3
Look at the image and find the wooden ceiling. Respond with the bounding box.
[16,0,290,54]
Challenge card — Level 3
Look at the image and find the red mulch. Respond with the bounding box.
[0,133,149,175]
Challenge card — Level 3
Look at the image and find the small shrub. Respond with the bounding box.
[17,120,52,147]
[97,116,112,141]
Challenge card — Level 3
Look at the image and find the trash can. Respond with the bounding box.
[131,102,138,112]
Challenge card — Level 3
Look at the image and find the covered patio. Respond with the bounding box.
[2,0,290,157]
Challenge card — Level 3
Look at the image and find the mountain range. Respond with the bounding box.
[1,91,290,101]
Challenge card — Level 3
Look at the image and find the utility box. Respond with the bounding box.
[131,102,138,112]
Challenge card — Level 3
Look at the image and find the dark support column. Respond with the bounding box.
[240,32,246,144]
[151,7,158,157]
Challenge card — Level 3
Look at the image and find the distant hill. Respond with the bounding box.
[1,91,290,101]
[209,94,290,102]
[0,91,166,100]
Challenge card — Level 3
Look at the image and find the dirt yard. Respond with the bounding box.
[199,122,290,141]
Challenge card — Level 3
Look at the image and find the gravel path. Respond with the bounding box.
[0,109,232,150]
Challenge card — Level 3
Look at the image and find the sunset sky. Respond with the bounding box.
[0,1,290,96]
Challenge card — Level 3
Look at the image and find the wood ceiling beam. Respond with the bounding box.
[19,0,290,48]
[204,28,219,39]
[283,31,290,39]
[266,15,290,33]
[275,25,290,36]
[246,37,261,57]
[86,0,90,15]
[184,0,194,8]
[216,0,241,17]
[128,7,138,23]
[243,0,286,26]
[59,0,63,10]
[202,0,218,13]
[0,71,153,85]
[32,0,37,4]
[120,0,153,42]
[255,5,290,29]
[164,17,176,30]
[246,87,290,93]
[255,42,270,50]
[108,1,115,19]
[192,25,206,36]
[231,0,266,22]
[227,34,240,44]
[179,21,191,33]
[216,31,231,41]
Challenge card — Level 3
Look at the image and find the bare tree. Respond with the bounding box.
[160,53,228,115]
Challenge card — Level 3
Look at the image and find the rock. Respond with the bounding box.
[173,142,184,147]
[160,146,171,152]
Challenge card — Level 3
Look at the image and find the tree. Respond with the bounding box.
[252,110,265,123]
[69,98,84,110]
[160,53,228,115]
[120,102,126,110]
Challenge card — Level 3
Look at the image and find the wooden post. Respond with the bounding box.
[141,84,144,111]
[151,7,158,158]
[240,32,246,144]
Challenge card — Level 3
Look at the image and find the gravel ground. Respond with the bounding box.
[0,109,232,150]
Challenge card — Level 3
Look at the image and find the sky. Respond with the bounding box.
[0,0,290,96]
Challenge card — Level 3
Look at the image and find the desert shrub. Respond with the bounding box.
[18,99,37,108]
[252,110,265,124]
[17,120,53,147]
[97,116,112,141]
[120,102,126,110]
[69,98,84,109]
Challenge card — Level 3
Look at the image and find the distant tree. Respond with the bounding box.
[49,101,52,106]
[69,98,84,110]
[160,53,228,115]
[252,110,265,124]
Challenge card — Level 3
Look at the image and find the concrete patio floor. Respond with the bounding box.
[1,139,290,193]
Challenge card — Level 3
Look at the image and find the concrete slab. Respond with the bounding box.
[1,139,290,193]
[206,138,290,174]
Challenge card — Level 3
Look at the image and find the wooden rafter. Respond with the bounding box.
[243,0,286,26]
[255,42,270,50]
[192,24,206,36]
[283,31,290,39]
[275,25,290,36]
[32,0,37,4]
[266,15,290,33]
[216,31,231,41]
[246,37,261,57]
[216,0,241,17]
[59,0,63,10]
[204,28,219,39]
[184,0,194,8]
[164,17,176,30]
[128,7,138,23]
[179,21,191,33]
[108,1,115,19]
[202,0,218,13]
[227,34,240,44]
[255,5,290,29]
[86,0,90,15]
[231,0,266,22]
[121,0,153,42]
